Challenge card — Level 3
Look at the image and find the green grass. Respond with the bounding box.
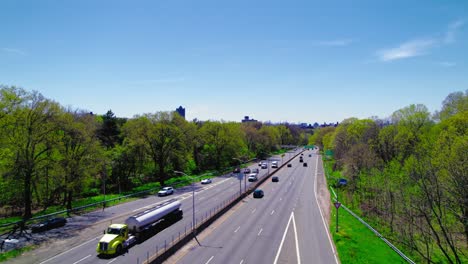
[0,245,35,262]
[330,206,406,264]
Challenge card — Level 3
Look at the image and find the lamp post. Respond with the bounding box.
[233,158,244,196]
[174,171,197,240]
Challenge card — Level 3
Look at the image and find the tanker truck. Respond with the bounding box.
[97,199,183,256]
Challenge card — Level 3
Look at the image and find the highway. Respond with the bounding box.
[8,150,301,264]
[173,150,337,264]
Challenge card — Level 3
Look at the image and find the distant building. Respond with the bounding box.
[176,106,185,119]
[241,116,257,123]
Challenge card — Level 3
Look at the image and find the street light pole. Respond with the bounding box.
[233,158,243,196]
[174,171,197,243]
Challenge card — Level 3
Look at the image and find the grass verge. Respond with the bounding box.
[330,204,406,264]
[0,245,35,262]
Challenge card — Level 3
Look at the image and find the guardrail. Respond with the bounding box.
[329,186,415,264]
[142,149,305,263]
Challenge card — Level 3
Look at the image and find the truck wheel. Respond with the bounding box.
[116,245,122,255]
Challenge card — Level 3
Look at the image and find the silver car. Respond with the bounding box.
[158,187,174,196]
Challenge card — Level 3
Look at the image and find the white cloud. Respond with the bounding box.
[444,19,464,44]
[1,48,27,56]
[313,39,354,47]
[377,39,435,62]
[438,61,456,67]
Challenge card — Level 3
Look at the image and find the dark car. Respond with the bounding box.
[272,176,279,182]
[308,154,312,157]
[31,217,67,233]
[252,168,259,173]
[303,162,308,167]
[338,178,348,187]
[233,167,241,173]
[287,163,292,167]
[299,158,303,162]
[253,189,264,198]
[244,168,251,174]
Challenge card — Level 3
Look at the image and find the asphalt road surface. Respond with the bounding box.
[173,151,337,264]
[7,150,301,264]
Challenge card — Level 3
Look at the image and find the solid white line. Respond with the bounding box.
[271,210,275,215]
[240,260,244,264]
[205,256,214,264]
[39,236,100,264]
[273,211,294,264]
[107,259,117,264]
[314,156,339,264]
[72,255,91,264]
[292,213,301,264]
[258,228,263,236]
[251,208,256,214]
[234,226,241,233]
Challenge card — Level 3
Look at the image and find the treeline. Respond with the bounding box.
[0,86,308,220]
[311,91,467,263]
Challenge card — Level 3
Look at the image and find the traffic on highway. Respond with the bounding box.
[10,150,303,264]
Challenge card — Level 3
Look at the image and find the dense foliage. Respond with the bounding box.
[0,86,308,221]
[311,91,468,263]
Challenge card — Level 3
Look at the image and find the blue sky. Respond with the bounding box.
[1,0,467,123]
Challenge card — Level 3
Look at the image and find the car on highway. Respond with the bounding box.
[233,167,241,173]
[261,163,268,169]
[252,168,259,173]
[299,157,303,162]
[30,217,67,233]
[271,161,278,168]
[287,163,292,167]
[253,189,264,198]
[158,187,174,196]
[201,178,212,184]
[248,174,258,182]
[303,162,308,167]
[244,168,251,174]
[272,176,279,182]
[309,154,312,157]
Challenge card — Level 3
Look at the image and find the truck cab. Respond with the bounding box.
[97,224,130,256]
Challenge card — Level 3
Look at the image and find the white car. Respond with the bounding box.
[248,173,258,182]
[158,187,174,196]
[201,178,212,184]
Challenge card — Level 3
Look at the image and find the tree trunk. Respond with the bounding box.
[23,172,32,219]
[66,190,73,211]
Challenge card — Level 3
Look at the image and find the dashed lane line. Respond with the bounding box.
[72,255,91,264]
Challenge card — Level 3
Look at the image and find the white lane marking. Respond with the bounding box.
[274,212,294,264]
[258,228,263,236]
[240,260,244,264]
[280,198,282,201]
[271,210,275,215]
[39,236,100,264]
[251,208,256,214]
[205,256,214,264]
[107,259,117,264]
[72,255,91,264]
[314,156,339,264]
[234,226,241,233]
[292,213,301,264]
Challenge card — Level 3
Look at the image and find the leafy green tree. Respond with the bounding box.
[2,89,61,219]
[56,109,103,211]
[199,121,247,170]
[123,112,188,186]
[97,110,123,149]
[435,90,468,121]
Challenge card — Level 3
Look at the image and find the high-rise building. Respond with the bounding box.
[176,106,185,119]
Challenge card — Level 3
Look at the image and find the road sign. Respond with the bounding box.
[334,202,341,209]
[236,173,244,180]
